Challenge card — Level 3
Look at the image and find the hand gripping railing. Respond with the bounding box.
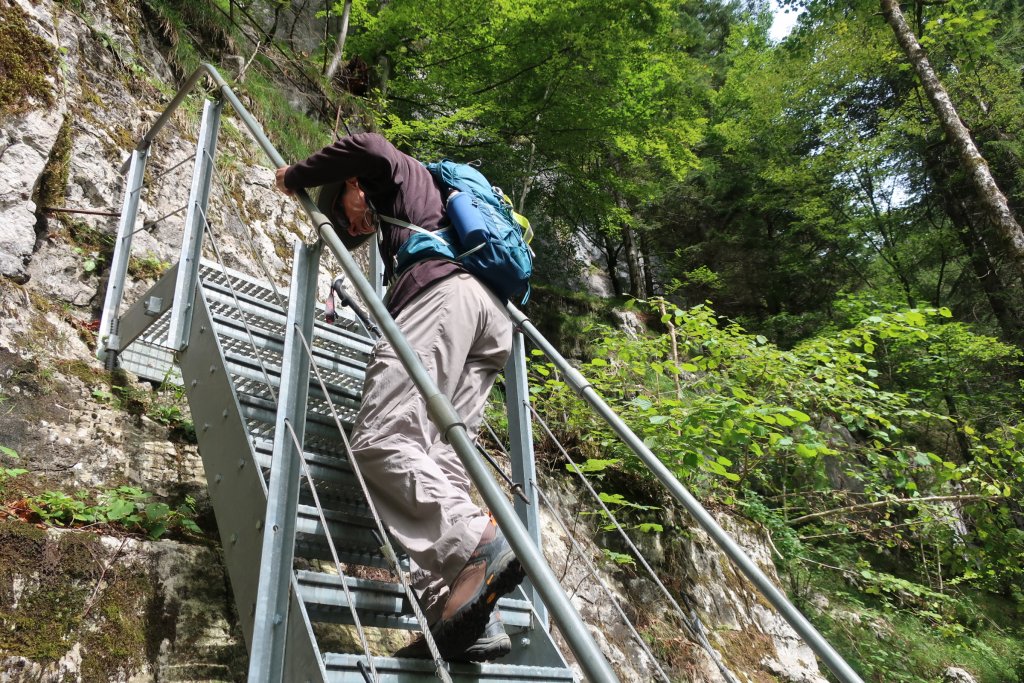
[504,305,866,683]
[106,63,621,683]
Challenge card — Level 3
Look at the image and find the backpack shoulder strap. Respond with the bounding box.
[378,215,451,245]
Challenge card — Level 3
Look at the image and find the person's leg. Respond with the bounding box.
[348,274,510,586]
[413,275,514,618]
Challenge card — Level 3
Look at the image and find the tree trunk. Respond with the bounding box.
[325,0,354,80]
[880,0,1024,279]
[920,137,1023,341]
[950,197,1021,340]
[640,230,656,296]
[623,225,645,299]
[603,233,623,297]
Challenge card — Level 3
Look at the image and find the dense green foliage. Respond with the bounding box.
[531,299,1023,680]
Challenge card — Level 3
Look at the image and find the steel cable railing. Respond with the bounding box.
[197,208,281,401]
[113,71,486,680]
[505,305,865,683]
[290,319,455,683]
[190,163,388,679]
[524,406,740,683]
[204,149,288,312]
[475,420,673,683]
[203,177,400,681]
[280,417,380,683]
[531,484,672,683]
[479,411,737,683]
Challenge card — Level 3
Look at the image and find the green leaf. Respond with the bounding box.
[602,549,635,566]
[0,445,18,460]
[795,443,817,458]
[599,492,628,506]
[180,518,201,534]
[105,498,135,521]
[147,522,168,540]
[568,458,620,473]
[145,502,171,520]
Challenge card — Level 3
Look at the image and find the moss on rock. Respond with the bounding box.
[33,114,75,214]
[0,521,153,679]
[0,3,58,122]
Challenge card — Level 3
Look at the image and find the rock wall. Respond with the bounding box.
[0,0,828,680]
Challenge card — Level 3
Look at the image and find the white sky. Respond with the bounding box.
[769,0,802,42]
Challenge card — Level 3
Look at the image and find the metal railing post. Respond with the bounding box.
[249,240,322,681]
[168,97,222,351]
[504,304,866,683]
[97,147,149,364]
[505,331,549,628]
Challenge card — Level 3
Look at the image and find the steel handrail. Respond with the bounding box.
[125,63,621,683]
[504,304,866,683]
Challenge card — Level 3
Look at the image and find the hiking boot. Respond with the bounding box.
[392,611,511,663]
[451,611,512,662]
[433,519,525,658]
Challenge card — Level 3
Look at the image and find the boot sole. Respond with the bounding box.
[434,552,525,658]
[452,632,512,663]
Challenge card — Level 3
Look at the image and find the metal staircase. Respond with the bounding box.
[114,259,573,681]
[97,64,867,683]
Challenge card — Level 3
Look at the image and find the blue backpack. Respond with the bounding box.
[385,160,534,304]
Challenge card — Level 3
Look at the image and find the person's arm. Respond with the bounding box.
[281,133,402,192]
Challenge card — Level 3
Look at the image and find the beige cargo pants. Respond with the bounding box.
[348,273,512,621]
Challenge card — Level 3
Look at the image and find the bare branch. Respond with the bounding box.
[789,493,1000,526]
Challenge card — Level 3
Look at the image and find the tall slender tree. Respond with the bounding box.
[879,0,1024,278]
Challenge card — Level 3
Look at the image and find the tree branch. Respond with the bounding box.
[789,493,1000,526]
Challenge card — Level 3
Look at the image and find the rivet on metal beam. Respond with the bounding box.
[237,458,245,469]
[215,474,222,484]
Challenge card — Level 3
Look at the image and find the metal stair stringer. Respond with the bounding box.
[176,276,327,682]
